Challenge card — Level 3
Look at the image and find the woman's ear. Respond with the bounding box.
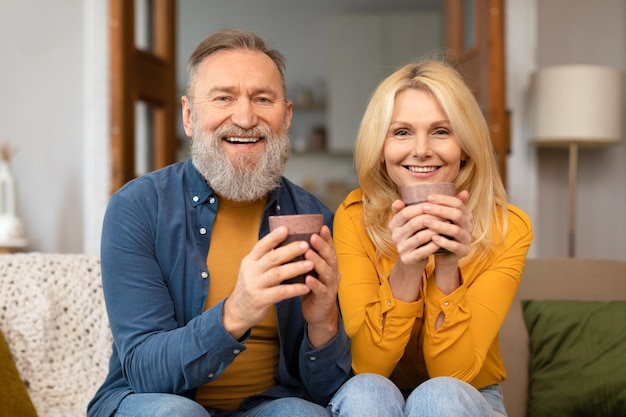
[460,151,469,167]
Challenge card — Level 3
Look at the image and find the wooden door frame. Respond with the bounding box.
[109,0,177,194]
[445,0,509,185]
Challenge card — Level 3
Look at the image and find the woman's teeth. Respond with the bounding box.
[408,166,437,173]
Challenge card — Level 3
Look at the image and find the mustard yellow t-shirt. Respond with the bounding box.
[195,196,279,410]
[334,189,533,390]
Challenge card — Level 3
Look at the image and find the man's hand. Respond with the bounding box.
[301,225,340,349]
[223,226,313,340]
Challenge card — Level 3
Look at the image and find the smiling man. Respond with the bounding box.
[88,28,351,417]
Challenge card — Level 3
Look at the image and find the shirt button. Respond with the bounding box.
[209,197,216,204]
[232,349,241,355]
[200,228,207,235]
[386,300,392,306]
[444,301,449,307]
[208,373,214,378]
[193,195,199,202]
[309,356,317,361]
[201,272,208,279]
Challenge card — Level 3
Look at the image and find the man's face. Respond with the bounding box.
[181,49,293,201]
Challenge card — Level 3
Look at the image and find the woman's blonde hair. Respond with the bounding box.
[354,59,508,262]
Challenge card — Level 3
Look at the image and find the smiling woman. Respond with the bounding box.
[331,58,532,417]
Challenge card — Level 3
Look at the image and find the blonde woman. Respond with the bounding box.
[329,60,533,416]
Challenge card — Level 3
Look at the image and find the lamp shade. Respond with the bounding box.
[532,65,624,147]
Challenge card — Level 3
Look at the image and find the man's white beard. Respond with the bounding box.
[190,119,291,202]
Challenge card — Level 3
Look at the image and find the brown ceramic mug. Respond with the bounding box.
[268,214,323,284]
[400,182,456,255]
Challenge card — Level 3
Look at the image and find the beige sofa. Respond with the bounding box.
[1,253,625,417]
[500,257,626,417]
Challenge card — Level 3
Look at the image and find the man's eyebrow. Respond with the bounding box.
[253,87,280,97]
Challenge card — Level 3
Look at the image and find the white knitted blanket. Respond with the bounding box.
[0,252,113,417]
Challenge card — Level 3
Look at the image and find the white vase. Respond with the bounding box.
[0,215,24,241]
[0,158,26,246]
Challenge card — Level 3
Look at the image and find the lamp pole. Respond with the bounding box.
[567,142,578,258]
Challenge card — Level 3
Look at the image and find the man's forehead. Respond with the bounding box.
[201,49,280,77]
[192,49,284,93]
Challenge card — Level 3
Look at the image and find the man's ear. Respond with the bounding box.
[284,100,293,131]
[181,96,193,138]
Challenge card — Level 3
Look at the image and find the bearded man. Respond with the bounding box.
[88,28,351,417]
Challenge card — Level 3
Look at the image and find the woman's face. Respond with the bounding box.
[383,88,465,191]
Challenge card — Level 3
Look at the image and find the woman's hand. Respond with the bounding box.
[421,190,472,300]
[422,190,472,265]
[386,199,435,301]
[387,190,472,302]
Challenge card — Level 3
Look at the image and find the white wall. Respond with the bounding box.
[2,0,625,261]
[0,0,108,255]
[176,0,430,99]
[0,0,93,254]
[505,0,539,257]
[534,0,626,260]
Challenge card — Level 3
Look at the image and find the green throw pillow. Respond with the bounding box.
[0,330,38,417]
[522,300,626,417]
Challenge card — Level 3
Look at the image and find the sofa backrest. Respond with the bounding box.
[499,257,626,417]
[0,252,113,417]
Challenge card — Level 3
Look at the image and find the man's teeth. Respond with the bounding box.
[226,137,260,144]
[408,166,437,173]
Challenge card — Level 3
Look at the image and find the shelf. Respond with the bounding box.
[291,150,353,158]
[292,103,326,111]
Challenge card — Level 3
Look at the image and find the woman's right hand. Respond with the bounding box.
[389,199,441,266]
[386,199,436,301]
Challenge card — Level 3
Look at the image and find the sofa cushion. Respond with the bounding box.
[522,299,626,417]
[0,329,38,417]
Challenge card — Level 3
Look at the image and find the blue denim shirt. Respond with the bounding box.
[87,159,352,417]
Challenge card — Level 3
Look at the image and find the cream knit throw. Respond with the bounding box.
[0,252,113,417]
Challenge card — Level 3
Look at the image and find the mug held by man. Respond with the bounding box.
[268,214,323,283]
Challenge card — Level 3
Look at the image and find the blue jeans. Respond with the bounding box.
[328,374,508,417]
[115,393,330,417]
[115,375,507,417]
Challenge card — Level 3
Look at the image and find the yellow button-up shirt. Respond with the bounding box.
[334,189,533,390]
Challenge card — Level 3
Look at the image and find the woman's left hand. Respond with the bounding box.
[422,190,473,265]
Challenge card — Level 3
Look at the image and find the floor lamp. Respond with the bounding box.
[531,65,624,257]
